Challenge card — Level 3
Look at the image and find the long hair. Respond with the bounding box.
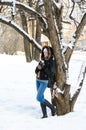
[41,46,54,60]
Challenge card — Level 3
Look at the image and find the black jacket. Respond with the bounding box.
[35,57,56,81]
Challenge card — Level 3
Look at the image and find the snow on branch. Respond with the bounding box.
[38,0,44,7]
[0,16,42,51]
[52,0,62,10]
[0,0,48,28]
[11,0,16,19]
[72,0,82,3]
[66,13,86,51]
[73,60,85,96]
[71,60,86,105]
[63,13,86,64]
[53,83,64,94]
[68,33,76,49]
[77,60,86,89]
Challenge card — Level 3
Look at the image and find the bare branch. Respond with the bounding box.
[0,0,47,28]
[64,13,86,64]
[0,16,42,51]
[70,61,86,111]
[77,60,86,88]
[0,5,3,12]
[69,1,79,27]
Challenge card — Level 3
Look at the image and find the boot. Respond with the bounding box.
[43,99,56,116]
[40,103,47,118]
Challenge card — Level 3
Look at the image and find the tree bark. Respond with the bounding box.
[20,10,31,62]
[43,0,68,115]
[65,13,86,64]
[43,0,66,90]
[35,1,42,61]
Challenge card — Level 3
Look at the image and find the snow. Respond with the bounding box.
[53,0,62,10]
[38,0,44,6]
[68,33,76,49]
[73,0,81,3]
[11,0,16,16]
[0,0,48,29]
[0,51,86,130]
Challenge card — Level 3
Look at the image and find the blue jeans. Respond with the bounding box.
[36,79,48,103]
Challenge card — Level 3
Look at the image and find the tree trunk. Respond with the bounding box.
[31,20,35,60]
[43,0,68,115]
[43,0,66,90]
[35,1,42,61]
[51,84,71,115]
[20,10,31,62]
[35,19,41,61]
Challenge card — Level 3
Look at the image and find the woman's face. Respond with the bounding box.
[43,48,48,58]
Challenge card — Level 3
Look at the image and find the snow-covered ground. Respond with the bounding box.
[0,51,86,130]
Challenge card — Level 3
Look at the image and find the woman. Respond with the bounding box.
[35,46,56,118]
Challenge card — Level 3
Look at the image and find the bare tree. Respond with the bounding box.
[42,0,86,115]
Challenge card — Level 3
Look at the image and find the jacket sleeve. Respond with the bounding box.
[47,59,56,88]
[44,59,56,78]
[35,61,44,74]
[35,66,40,74]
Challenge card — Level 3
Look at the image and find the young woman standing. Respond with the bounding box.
[35,46,56,118]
